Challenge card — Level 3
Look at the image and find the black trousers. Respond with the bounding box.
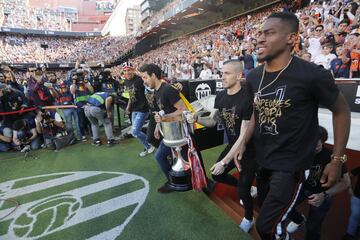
[146,115,160,148]
[256,168,306,240]
[213,144,257,220]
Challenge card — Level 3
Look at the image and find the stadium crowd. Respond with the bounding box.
[0,35,136,64]
[132,0,360,80]
[0,0,74,31]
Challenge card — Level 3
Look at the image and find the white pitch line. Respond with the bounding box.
[1,172,102,199]
[2,188,148,240]
[0,174,140,221]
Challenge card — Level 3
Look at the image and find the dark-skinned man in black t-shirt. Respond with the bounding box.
[187,59,257,232]
[232,12,351,240]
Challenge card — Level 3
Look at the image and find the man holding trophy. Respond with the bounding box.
[139,63,206,193]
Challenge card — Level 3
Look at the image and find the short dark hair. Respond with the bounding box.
[138,64,162,80]
[318,126,328,143]
[267,12,299,33]
[12,119,27,131]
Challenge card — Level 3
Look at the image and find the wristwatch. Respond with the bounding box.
[323,191,330,200]
[220,161,228,168]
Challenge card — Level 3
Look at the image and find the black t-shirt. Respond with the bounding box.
[145,88,160,112]
[351,166,360,198]
[154,83,180,114]
[125,75,149,112]
[214,85,253,145]
[304,147,346,194]
[246,56,339,172]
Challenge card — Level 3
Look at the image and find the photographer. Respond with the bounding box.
[93,68,120,94]
[0,64,24,93]
[0,84,30,128]
[84,92,115,147]
[70,69,94,141]
[93,68,120,127]
[26,66,55,107]
[56,82,81,141]
[12,118,40,151]
[35,109,75,150]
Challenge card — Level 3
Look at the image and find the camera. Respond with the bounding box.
[74,69,85,84]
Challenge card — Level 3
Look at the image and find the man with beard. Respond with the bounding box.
[234,12,350,239]
[139,63,189,193]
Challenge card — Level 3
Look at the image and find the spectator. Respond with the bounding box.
[198,64,213,80]
[330,45,351,78]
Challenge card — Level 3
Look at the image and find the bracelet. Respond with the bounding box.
[331,154,347,164]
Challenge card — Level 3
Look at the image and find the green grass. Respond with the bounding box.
[0,138,251,240]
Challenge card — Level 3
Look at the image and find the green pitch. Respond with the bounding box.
[0,139,251,240]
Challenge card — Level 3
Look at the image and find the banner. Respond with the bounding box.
[0,27,101,37]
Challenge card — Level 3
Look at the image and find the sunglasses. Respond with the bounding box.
[315,29,322,32]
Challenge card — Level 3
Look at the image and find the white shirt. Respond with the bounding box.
[313,53,336,70]
[199,69,213,80]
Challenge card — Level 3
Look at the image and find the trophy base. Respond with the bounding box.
[168,169,192,191]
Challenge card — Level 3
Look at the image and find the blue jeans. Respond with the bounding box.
[155,141,189,181]
[63,108,81,140]
[346,195,360,236]
[76,107,90,137]
[131,112,150,150]
[155,141,172,181]
[0,142,10,152]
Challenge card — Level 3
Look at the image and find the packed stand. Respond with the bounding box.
[0,0,74,31]
[131,0,360,80]
[0,35,136,64]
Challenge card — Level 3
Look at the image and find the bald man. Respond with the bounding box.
[189,60,258,232]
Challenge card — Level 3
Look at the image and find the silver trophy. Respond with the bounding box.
[159,114,192,191]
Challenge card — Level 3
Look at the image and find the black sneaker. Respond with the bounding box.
[93,139,101,146]
[157,183,174,193]
[107,139,116,147]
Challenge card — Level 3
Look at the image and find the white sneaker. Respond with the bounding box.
[147,145,155,154]
[239,217,254,233]
[287,214,306,233]
[139,145,156,157]
[250,186,258,198]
